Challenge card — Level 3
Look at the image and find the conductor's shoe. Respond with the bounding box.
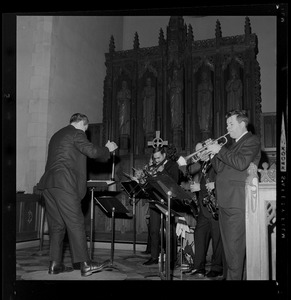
[190,269,206,278]
[48,261,74,274]
[80,260,109,277]
[206,270,223,278]
[143,258,159,265]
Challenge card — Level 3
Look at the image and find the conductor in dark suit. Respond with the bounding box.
[207,110,261,280]
[38,113,118,277]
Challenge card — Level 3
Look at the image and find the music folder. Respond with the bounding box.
[87,179,115,188]
[94,196,132,219]
[144,174,193,213]
[121,180,149,199]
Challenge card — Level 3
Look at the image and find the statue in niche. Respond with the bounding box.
[197,71,213,132]
[142,77,156,134]
[117,80,131,135]
[168,69,183,130]
[226,68,243,111]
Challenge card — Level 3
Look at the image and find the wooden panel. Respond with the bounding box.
[261,113,276,150]
[16,194,41,242]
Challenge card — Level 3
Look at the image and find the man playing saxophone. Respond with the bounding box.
[187,142,224,279]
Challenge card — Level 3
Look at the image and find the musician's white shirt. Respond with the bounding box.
[235,130,248,143]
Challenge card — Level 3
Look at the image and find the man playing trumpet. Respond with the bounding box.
[186,142,224,279]
[206,110,261,280]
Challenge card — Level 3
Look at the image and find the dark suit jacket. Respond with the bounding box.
[161,159,181,184]
[38,125,110,199]
[211,131,261,209]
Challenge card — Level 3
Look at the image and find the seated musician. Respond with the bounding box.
[143,145,181,271]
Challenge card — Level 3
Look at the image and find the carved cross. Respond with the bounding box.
[147,131,168,148]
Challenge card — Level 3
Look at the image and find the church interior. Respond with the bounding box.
[2,7,288,298]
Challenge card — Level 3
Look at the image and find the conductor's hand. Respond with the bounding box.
[105,140,118,152]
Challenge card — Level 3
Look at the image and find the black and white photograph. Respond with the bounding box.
[2,4,288,299]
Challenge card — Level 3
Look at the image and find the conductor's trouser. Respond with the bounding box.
[43,188,90,263]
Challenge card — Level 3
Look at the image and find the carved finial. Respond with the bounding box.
[109,35,115,53]
[158,28,165,46]
[133,32,140,50]
[167,16,186,45]
[184,24,188,40]
[187,24,194,46]
[246,162,258,185]
[245,16,252,36]
[215,19,222,39]
[258,162,276,183]
[169,16,184,28]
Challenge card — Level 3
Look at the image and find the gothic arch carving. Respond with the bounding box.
[102,16,262,171]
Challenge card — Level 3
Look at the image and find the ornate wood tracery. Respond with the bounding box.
[102,16,262,177]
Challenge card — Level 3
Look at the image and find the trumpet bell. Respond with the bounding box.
[183,133,230,164]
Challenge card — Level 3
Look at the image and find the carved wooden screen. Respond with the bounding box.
[102,16,262,177]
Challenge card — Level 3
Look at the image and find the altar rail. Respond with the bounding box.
[245,162,276,280]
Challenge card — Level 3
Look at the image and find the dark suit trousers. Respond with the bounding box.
[149,207,161,260]
[219,207,246,280]
[193,213,223,272]
[43,188,90,263]
[149,206,177,265]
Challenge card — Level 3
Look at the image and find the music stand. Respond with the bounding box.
[87,180,115,259]
[144,175,188,280]
[94,196,132,270]
[145,174,194,213]
[121,180,149,254]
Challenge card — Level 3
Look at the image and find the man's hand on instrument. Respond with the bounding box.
[190,182,200,192]
[206,182,215,191]
[207,143,222,155]
[105,140,118,152]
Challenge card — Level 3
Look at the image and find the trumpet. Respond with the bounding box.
[184,133,230,164]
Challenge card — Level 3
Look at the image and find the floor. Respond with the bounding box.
[16,240,221,281]
[14,240,281,300]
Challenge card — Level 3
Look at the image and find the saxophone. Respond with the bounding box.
[201,161,219,220]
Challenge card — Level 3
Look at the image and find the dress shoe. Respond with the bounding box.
[206,270,223,278]
[190,269,206,278]
[182,265,194,274]
[80,259,110,277]
[48,261,74,274]
[143,257,158,265]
